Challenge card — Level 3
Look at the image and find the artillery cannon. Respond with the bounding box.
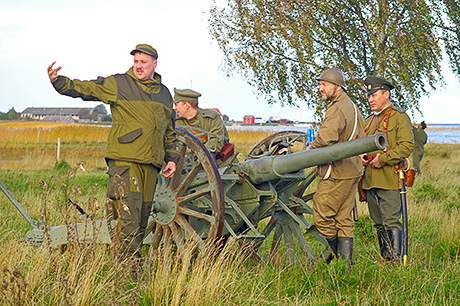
[147,128,387,263]
[1,128,387,264]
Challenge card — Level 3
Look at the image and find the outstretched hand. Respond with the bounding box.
[47,61,61,83]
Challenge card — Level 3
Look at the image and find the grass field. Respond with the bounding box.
[0,122,459,305]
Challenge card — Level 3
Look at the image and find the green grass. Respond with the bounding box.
[0,143,459,305]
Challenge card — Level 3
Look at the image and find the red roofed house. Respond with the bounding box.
[243,115,255,124]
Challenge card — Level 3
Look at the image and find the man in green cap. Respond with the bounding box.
[411,121,428,174]
[47,44,180,263]
[310,68,364,266]
[360,75,414,262]
[173,88,229,157]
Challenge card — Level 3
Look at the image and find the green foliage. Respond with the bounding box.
[0,107,19,120]
[92,104,108,115]
[54,159,73,171]
[413,183,446,201]
[101,114,112,122]
[208,0,460,118]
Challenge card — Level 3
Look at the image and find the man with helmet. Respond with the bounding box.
[309,68,364,266]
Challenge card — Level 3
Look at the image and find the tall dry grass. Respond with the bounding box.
[0,121,110,144]
[0,123,459,305]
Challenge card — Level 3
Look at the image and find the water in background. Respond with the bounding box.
[227,124,460,144]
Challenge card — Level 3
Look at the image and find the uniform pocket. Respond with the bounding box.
[107,165,130,200]
[117,128,143,143]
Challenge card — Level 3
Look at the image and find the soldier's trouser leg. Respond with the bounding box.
[366,189,402,261]
[313,177,360,239]
[366,189,402,232]
[106,160,158,258]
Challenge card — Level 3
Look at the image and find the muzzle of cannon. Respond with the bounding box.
[239,132,387,184]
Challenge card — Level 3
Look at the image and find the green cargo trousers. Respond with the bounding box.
[106,159,159,258]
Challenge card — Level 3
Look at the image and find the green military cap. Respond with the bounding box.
[130,44,158,59]
[364,76,395,95]
[174,88,201,102]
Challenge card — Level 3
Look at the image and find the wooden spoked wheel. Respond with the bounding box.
[146,128,225,257]
[246,130,309,159]
[247,131,331,264]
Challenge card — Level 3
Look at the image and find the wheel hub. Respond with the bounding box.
[152,186,177,225]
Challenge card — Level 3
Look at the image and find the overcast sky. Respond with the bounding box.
[1,0,459,123]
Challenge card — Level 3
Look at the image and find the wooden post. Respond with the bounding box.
[37,130,40,143]
[57,138,61,161]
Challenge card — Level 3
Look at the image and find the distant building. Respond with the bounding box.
[254,117,264,124]
[279,118,288,124]
[21,107,95,122]
[243,115,255,124]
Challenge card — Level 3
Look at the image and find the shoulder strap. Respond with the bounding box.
[348,102,358,141]
[185,120,208,141]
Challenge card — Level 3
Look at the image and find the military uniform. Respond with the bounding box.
[312,68,365,265]
[52,44,180,258]
[362,76,414,261]
[311,91,364,239]
[176,108,229,153]
[412,125,427,173]
[174,88,229,154]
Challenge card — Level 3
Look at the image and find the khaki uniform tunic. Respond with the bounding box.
[176,108,229,153]
[310,91,364,238]
[363,104,414,232]
[362,105,414,190]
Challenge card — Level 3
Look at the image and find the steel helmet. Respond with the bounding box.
[316,68,347,90]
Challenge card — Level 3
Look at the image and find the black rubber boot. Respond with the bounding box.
[337,237,354,266]
[389,229,403,263]
[325,236,338,263]
[377,230,391,261]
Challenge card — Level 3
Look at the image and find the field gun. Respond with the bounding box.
[1,128,386,264]
[148,129,387,263]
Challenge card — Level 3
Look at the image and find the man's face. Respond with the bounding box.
[367,90,391,113]
[133,52,157,81]
[173,101,189,118]
[318,80,337,101]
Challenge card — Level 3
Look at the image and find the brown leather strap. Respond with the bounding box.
[185,120,208,141]
[364,108,393,152]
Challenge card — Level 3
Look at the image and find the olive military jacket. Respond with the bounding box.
[362,104,414,190]
[52,68,180,168]
[412,126,427,169]
[310,91,364,180]
[413,126,427,156]
[176,108,229,153]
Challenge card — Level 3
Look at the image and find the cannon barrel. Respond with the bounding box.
[240,132,387,184]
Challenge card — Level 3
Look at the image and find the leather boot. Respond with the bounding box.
[377,230,391,261]
[325,236,338,263]
[337,237,353,266]
[389,229,403,263]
